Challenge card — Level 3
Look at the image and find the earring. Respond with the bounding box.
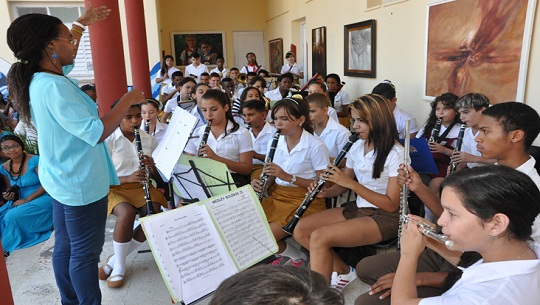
[490,234,497,240]
[52,51,58,64]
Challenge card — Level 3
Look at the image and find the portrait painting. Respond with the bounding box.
[171,32,226,67]
[312,26,327,77]
[344,20,376,78]
[425,0,535,103]
[269,38,284,74]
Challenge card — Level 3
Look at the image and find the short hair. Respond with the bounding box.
[277,73,294,83]
[190,52,200,59]
[230,67,240,73]
[307,80,327,92]
[179,77,196,87]
[221,77,233,84]
[200,72,210,77]
[372,80,396,100]
[258,69,270,77]
[171,71,183,78]
[246,52,256,58]
[216,55,225,62]
[455,93,490,111]
[209,72,220,79]
[325,73,341,84]
[305,93,330,109]
[249,76,267,88]
[442,165,540,242]
[209,265,344,305]
[247,72,257,77]
[481,102,540,150]
[285,51,295,58]
[240,99,266,113]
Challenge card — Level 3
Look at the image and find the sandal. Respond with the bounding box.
[98,255,114,280]
[107,274,125,288]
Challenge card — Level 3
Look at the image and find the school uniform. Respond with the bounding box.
[209,67,230,79]
[315,117,352,159]
[161,83,180,102]
[184,64,209,82]
[394,105,419,139]
[332,90,351,113]
[418,123,461,178]
[155,67,180,85]
[240,64,264,74]
[460,128,483,168]
[265,88,291,101]
[327,107,340,124]
[249,123,277,181]
[139,121,168,144]
[189,105,206,131]
[280,63,304,83]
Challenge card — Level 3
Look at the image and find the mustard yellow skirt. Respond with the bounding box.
[262,185,326,226]
[108,183,167,215]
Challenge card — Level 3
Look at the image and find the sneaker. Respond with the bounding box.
[330,272,338,288]
[286,258,308,268]
[270,255,291,266]
[334,267,357,292]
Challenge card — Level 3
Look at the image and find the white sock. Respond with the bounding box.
[110,241,130,281]
[104,239,142,275]
[281,243,307,261]
[103,255,115,274]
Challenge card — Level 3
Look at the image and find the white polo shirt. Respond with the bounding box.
[105,128,158,177]
[461,127,483,168]
[251,122,277,165]
[333,90,351,112]
[516,156,540,243]
[139,120,168,144]
[162,83,180,102]
[327,107,340,123]
[280,63,304,77]
[209,67,229,78]
[272,129,329,187]
[184,64,209,82]
[265,88,291,102]
[394,105,419,139]
[315,118,351,159]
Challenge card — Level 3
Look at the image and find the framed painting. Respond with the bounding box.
[312,26,327,77]
[344,20,376,78]
[269,38,283,74]
[171,31,226,67]
[424,0,536,103]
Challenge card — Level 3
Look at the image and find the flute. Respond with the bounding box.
[134,128,155,215]
[198,120,212,156]
[282,133,359,235]
[404,215,454,249]
[257,130,281,202]
[449,124,466,173]
[429,119,442,143]
[398,119,411,249]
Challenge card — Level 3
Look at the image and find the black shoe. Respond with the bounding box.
[3,251,9,258]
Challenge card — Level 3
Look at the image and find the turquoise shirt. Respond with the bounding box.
[29,65,119,205]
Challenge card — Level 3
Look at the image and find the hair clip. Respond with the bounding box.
[17,59,29,64]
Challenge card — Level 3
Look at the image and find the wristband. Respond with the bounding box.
[72,21,86,31]
[71,28,83,36]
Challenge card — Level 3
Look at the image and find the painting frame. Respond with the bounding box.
[423,0,537,103]
[171,31,227,68]
[269,38,284,74]
[344,20,376,78]
[312,26,327,77]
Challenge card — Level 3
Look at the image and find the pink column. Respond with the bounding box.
[125,0,151,97]
[0,242,14,305]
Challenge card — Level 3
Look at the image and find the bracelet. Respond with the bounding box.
[71,27,83,36]
[72,21,86,31]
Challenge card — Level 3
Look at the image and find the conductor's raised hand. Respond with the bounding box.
[78,3,111,26]
[121,89,146,106]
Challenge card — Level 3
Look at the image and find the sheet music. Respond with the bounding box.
[153,107,197,181]
[144,204,237,304]
[206,186,278,270]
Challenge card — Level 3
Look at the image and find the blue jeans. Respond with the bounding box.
[52,197,107,305]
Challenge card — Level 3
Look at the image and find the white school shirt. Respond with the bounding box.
[419,243,540,305]
[209,67,230,78]
[184,64,209,82]
[346,140,403,208]
[251,123,277,165]
[515,157,540,243]
[155,67,180,85]
[332,90,351,113]
[265,88,291,101]
[280,63,304,77]
[315,118,351,159]
[189,105,206,131]
[393,105,419,139]
[327,107,340,123]
[105,128,158,177]
[184,121,253,172]
[139,120,168,144]
[271,129,329,187]
[240,64,264,74]
[461,127,483,168]
[161,83,180,102]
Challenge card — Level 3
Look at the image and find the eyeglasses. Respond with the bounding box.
[54,37,78,46]
[1,144,21,151]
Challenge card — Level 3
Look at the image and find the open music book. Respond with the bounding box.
[140,186,278,304]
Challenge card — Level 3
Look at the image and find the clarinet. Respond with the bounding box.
[449,124,466,173]
[398,119,412,249]
[257,130,281,202]
[198,120,212,156]
[403,215,454,249]
[134,128,155,215]
[143,119,150,134]
[428,119,442,143]
[282,133,359,235]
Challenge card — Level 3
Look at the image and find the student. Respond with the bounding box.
[220,77,236,99]
[251,96,329,266]
[209,56,229,79]
[184,89,253,187]
[417,93,461,199]
[200,41,217,65]
[265,73,293,102]
[189,83,211,130]
[293,94,403,291]
[161,77,196,123]
[161,71,183,104]
[325,74,351,127]
[209,72,222,89]
[179,35,201,66]
[372,80,418,138]
[209,265,344,305]
[199,72,210,85]
[306,80,340,123]
[392,166,540,305]
[281,51,304,84]
[258,69,270,78]
[155,55,180,85]
[240,99,276,180]
[184,52,209,83]
[306,93,351,162]
[355,101,540,305]
[240,52,263,74]
[450,93,495,169]
[232,86,264,116]
[229,67,241,92]
[100,103,167,288]
[140,98,167,143]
